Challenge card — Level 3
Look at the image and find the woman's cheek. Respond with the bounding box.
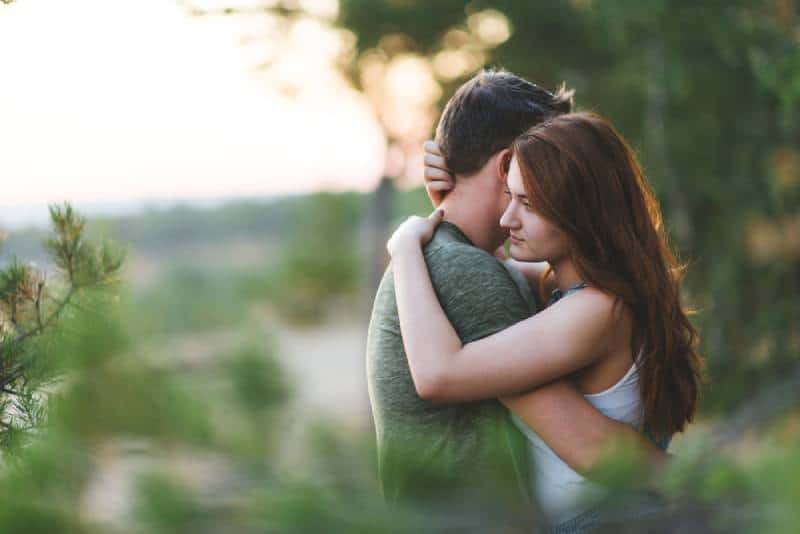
[521,215,543,242]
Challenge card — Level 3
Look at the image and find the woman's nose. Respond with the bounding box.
[500,203,517,229]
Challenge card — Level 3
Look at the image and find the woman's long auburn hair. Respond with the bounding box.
[512,112,703,439]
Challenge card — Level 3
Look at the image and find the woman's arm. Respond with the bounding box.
[391,233,615,402]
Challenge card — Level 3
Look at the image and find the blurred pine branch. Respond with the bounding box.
[0,203,124,450]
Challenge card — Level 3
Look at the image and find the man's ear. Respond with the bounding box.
[495,148,513,183]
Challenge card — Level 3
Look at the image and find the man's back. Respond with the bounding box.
[366,222,537,504]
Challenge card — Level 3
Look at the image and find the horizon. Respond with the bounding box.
[0,188,371,231]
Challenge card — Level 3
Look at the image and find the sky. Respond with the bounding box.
[0,0,385,226]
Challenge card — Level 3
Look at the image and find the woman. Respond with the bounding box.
[388,112,703,530]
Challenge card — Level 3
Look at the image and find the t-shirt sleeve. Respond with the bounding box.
[424,244,534,344]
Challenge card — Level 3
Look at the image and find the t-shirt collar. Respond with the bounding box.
[437,220,475,247]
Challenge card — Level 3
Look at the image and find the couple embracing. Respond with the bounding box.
[366,69,702,533]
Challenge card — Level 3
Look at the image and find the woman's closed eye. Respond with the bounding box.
[505,189,532,208]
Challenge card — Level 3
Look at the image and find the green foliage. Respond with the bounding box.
[0,283,414,533]
[134,474,208,534]
[224,343,290,414]
[45,203,125,288]
[393,186,433,221]
[1,190,429,331]
[244,192,366,324]
[130,265,250,335]
[252,481,406,534]
[91,197,306,252]
[0,203,124,451]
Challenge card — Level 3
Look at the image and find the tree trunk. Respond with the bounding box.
[645,39,692,248]
[363,176,395,313]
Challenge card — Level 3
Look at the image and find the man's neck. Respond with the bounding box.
[440,194,496,253]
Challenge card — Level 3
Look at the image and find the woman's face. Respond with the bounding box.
[500,156,570,263]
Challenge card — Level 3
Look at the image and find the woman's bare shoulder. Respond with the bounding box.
[566,287,634,349]
[552,286,630,329]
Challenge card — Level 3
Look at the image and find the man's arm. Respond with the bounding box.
[424,244,668,475]
[502,384,669,475]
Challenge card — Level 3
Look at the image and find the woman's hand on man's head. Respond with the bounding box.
[387,209,445,258]
[423,140,454,207]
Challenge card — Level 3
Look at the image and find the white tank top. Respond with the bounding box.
[510,359,644,524]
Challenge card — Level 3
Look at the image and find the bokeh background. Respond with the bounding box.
[0,0,798,532]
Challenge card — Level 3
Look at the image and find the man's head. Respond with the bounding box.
[434,69,574,252]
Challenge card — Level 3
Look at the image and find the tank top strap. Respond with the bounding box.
[547,281,588,306]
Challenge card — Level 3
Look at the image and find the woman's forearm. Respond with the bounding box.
[391,242,463,399]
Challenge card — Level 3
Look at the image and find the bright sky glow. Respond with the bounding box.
[0,0,384,220]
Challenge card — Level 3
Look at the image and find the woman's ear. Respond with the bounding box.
[495,148,513,182]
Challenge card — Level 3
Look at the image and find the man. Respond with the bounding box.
[366,69,663,520]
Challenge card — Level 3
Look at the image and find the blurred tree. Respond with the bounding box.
[0,216,417,532]
[264,192,366,323]
[0,204,124,450]
[179,0,515,300]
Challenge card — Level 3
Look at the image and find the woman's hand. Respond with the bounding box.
[387,209,445,257]
[423,140,454,207]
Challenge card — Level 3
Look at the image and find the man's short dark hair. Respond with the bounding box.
[435,69,574,177]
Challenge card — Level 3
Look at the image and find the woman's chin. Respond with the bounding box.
[509,245,540,263]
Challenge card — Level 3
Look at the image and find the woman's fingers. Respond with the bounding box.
[423,140,453,207]
[426,179,453,193]
[423,139,443,156]
[387,213,443,256]
[423,141,452,176]
[424,175,452,208]
[428,208,445,223]
[424,152,448,171]
[424,167,452,183]
[420,209,444,243]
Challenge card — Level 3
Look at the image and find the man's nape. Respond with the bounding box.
[437,150,509,253]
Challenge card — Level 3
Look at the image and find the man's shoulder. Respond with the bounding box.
[424,235,500,271]
[422,231,538,316]
[424,238,518,290]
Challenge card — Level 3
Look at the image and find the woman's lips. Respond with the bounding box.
[509,234,524,245]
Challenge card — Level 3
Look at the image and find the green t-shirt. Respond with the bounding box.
[366,222,538,505]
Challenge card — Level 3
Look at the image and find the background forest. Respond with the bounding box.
[1,0,799,532]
